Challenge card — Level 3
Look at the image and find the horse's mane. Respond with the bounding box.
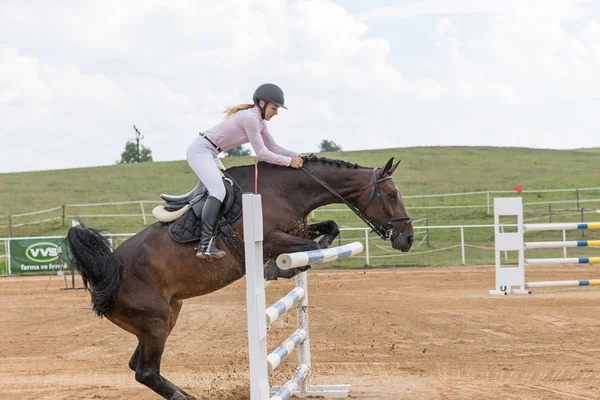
[257,155,366,170]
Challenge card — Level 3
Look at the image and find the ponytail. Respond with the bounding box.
[223,103,255,118]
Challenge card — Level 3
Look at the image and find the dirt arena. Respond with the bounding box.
[1,265,600,400]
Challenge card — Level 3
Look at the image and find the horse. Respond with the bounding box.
[66,155,414,400]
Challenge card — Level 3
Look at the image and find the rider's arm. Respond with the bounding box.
[260,124,299,158]
[242,114,293,166]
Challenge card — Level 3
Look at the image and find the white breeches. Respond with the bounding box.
[186,136,226,202]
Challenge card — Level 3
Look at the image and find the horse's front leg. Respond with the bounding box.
[262,230,322,281]
[306,220,339,248]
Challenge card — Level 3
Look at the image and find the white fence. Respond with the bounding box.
[3,187,600,236]
[0,201,163,235]
[3,217,600,275]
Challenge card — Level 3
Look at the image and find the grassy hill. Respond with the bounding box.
[2,146,600,271]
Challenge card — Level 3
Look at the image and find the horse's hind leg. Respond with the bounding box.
[134,303,195,400]
[128,299,183,372]
[129,343,140,372]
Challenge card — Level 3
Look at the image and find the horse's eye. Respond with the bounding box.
[387,192,396,199]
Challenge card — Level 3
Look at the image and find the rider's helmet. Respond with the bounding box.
[253,83,287,119]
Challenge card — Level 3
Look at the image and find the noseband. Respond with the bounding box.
[300,166,412,241]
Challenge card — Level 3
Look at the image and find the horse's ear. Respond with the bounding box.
[388,159,402,175]
[382,157,394,176]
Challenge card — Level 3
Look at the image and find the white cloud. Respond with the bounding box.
[354,0,589,21]
[0,46,49,106]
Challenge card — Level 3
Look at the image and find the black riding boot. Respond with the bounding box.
[195,196,226,260]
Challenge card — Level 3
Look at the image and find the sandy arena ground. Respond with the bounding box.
[1,265,600,400]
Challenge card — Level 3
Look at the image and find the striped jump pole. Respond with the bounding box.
[244,194,353,400]
[524,240,600,249]
[526,279,600,289]
[276,242,363,269]
[267,329,307,374]
[266,287,305,326]
[270,365,311,400]
[524,222,600,231]
[526,257,600,265]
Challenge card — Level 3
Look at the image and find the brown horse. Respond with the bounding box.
[66,156,414,400]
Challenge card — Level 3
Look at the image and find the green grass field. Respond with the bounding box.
[2,146,600,270]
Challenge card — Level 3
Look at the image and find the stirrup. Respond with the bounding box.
[195,238,226,260]
[195,247,211,260]
[204,237,226,259]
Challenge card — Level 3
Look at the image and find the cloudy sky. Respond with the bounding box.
[1,0,599,173]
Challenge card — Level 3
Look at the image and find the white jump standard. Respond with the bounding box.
[244,193,358,400]
[490,197,600,295]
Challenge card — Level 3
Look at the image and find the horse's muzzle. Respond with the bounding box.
[391,226,414,252]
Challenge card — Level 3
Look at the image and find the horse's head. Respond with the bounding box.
[355,157,414,252]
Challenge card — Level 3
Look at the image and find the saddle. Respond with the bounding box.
[153,172,244,259]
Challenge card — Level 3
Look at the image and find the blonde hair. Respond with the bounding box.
[223,103,255,118]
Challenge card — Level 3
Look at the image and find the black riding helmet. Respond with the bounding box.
[253,83,287,119]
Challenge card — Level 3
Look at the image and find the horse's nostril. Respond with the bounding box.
[407,235,414,246]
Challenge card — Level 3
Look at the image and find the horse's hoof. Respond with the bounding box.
[264,260,279,281]
[169,392,196,400]
[278,265,311,279]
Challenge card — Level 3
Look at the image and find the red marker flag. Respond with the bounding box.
[512,184,523,194]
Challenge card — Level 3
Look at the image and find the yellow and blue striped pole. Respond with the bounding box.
[524,222,600,232]
[525,240,600,249]
[527,257,600,265]
[526,280,600,288]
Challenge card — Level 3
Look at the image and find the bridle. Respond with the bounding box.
[300,166,413,241]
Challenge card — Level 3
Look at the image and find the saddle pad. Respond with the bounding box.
[168,177,243,243]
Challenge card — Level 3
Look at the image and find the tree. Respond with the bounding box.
[319,140,342,152]
[118,142,153,163]
[117,125,153,164]
[224,145,251,157]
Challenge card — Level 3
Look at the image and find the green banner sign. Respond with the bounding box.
[9,238,70,274]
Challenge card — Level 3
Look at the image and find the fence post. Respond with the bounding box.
[548,203,552,223]
[562,229,567,258]
[6,238,11,276]
[576,188,580,210]
[460,227,465,265]
[364,228,370,267]
[140,201,147,225]
[62,205,65,227]
[426,216,430,247]
[8,215,12,238]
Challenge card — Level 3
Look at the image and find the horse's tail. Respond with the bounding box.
[66,226,122,317]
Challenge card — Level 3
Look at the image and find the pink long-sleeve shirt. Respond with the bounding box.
[203,106,298,166]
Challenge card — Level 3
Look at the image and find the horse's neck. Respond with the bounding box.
[283,164,368,216]
[228,163,369,216]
